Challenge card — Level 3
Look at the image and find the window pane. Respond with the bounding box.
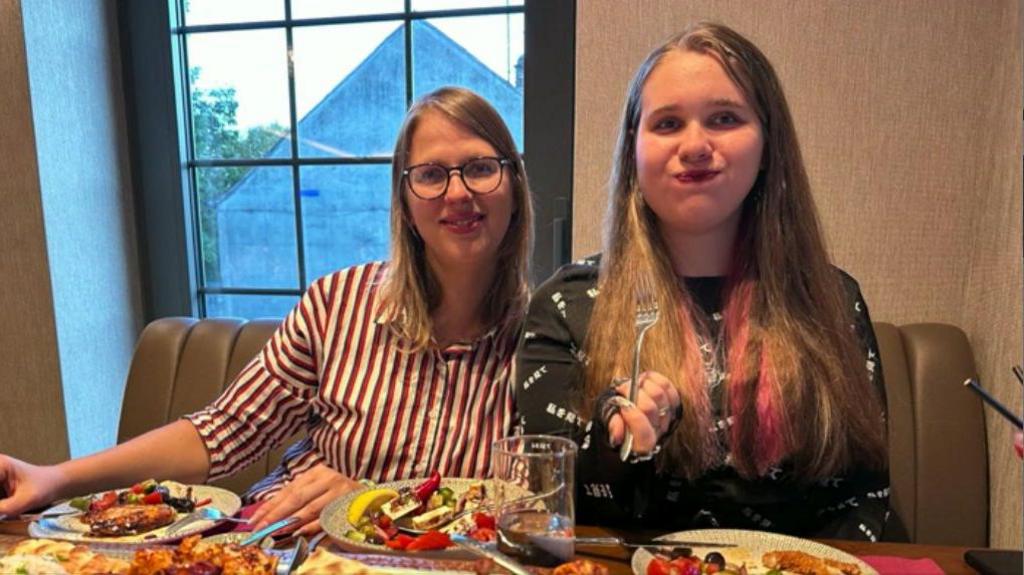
[199,166,299,289]
[291,0,404,19]
[413,0,523,11]
[300,165,391,283]
[412,17,523,150]
[292,22,406,158]
[205,294,298,320]
[184,0,284,26]
[188,30,291,160]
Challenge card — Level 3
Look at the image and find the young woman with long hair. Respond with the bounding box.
[516,23,889,539]
[0,87,533,536]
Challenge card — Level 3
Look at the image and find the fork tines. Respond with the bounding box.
[635,272,658,309]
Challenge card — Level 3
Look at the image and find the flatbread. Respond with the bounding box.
[294,548,383,574]
[0,554,69,575]
[6,538,130,574]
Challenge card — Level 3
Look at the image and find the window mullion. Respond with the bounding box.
[283,0,308,292]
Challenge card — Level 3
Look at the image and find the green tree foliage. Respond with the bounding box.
[190,67,285,284]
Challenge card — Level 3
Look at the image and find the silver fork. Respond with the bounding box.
[165,506,250,536]
[620,274,660,461]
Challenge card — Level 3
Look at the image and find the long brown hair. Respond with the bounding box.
[377,87,533,350]
[584,22,886,480]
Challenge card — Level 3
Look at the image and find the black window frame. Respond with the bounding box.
[118,0,574,321]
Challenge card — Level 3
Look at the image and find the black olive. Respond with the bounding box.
[704,551,726,568]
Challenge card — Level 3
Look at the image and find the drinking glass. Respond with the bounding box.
[491,435,577,567]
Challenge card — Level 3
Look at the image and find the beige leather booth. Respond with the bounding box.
[872,322,987,547]
[117,317,288,496]
[117,318,989,545]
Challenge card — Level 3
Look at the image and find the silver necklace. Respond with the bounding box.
[697,311,727,391]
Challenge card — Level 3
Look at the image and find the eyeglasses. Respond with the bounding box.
[403,157,510,200]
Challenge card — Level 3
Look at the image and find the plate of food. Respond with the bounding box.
[28,479,242,544]
[630,529,877,575]
[2,535,279,575]
[320,473,497,555]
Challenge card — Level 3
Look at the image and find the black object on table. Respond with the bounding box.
[964,549,1024,575]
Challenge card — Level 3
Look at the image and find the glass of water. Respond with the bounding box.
[492,435,577,567]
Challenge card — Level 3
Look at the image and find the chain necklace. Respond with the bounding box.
[698,311,727,392]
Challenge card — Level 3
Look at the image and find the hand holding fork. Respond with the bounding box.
[619,275,659,461]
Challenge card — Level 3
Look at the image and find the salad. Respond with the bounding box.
[68,479,207,515]
[343,472,496,551]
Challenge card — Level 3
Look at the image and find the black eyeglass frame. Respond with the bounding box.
[402,157,512,200]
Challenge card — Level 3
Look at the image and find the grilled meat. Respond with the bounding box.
[130,536,278,575]
[762,550,862,575]
[83,503,177,536]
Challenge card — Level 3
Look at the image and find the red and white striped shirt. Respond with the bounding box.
[185,262,517,500]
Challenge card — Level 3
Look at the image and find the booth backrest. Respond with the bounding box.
[873,322,988,546]
[118,318,989,544]
[117,317,291,495]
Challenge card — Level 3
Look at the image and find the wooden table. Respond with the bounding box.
[0,526,983,574]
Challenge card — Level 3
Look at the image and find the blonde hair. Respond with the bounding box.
[584,22,886,480]
[377,87,533,350]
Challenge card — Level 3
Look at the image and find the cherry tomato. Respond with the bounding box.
[406,530,453,551]
[142,491,164,505]
[647,557,674,575]
[472,512,496,530]
[385,534,415,550]
[469,527,496,542]
[669,557,700,575]
[89,491,118,513]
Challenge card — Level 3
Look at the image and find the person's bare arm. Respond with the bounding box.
[0,419,209,515]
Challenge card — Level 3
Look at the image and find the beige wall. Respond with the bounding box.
[0,0,69,463]
[574,0,1022,547]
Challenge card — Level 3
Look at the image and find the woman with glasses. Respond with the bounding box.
[0,87,532,536]
[516,22,889,540]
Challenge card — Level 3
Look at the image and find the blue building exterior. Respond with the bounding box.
[212,21,522,317]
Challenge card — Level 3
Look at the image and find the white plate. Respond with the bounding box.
[630,529,878,575]
[29,481,242,544]
[320,478,490,557]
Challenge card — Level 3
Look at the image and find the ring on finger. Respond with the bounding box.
[608,396,637,411]
[657,406,670,418]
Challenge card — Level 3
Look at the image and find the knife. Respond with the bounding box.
[0,509,81,522]
[575,535,737,549]
[272,534,308,575]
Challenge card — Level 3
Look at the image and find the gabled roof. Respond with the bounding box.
[221,20,523,209]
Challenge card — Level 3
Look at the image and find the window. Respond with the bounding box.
[120,0,574,320]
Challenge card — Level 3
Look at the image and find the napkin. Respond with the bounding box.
[860,555,945,575]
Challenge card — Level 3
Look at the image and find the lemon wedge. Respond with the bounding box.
[347,488,399,526]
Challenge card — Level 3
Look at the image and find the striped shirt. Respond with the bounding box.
[185,262,517,500]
